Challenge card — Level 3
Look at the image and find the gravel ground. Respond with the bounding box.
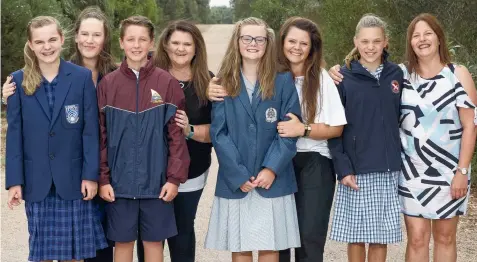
[2,24,477,262]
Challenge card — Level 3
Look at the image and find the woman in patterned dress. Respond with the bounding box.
[329,13,477,262]
[398,14,477,262]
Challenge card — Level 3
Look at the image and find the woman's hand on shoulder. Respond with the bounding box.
[328,64,343,85]
[2,75,16,105]
[207,77,228,101]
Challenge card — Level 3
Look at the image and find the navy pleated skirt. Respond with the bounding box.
[25,185,108,261]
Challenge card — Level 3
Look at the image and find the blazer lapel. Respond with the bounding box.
[238,76,255,121]
[34,83,51,121]
[251,82,261,113]
[50,60,72,127]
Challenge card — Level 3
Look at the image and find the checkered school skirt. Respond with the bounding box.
[25,186,108,261]
[329,171,402,244]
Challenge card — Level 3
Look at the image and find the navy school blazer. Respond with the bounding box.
[211,71,301,199]
[5,59,100,202]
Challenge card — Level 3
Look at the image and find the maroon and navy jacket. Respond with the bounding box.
[97,58,190,199]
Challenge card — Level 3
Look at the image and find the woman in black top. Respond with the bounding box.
[136,20,213,262]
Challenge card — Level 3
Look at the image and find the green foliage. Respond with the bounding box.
[209,6,234,24]
[1,0,210,80]
[109,0,161,60]
[318,0,377,65]
[1,0,33,77]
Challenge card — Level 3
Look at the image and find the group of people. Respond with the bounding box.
[2,5,476,262]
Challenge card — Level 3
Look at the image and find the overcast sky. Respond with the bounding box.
[210,0,230,7]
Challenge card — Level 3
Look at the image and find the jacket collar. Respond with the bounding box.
[120,55,155,80]
[350,50,390,77]
[34,59,73,123]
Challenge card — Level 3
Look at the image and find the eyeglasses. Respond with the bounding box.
[239,35,267,46]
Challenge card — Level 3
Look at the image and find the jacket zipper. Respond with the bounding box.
[134,72,140,199]
[377,76,391,172]
[353,135,357,162]
[356,62,391,172]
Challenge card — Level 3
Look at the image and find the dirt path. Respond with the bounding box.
[2,24,477,262]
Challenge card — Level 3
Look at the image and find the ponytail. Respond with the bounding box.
[345,47,360,69]
[22,42,42,95]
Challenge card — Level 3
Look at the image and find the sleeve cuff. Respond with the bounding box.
[167,177,181,186]
[99,175,110,186]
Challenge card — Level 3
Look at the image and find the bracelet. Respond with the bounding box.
[186,124,195,140]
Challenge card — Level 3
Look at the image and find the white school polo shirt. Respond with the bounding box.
[295,69,347,158]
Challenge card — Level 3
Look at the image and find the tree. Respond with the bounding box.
[209,6,234,24]
[196,0,211,23]
[318,0,377,65]
[231,0,255,21]
[1,0,33,79]
[109,0,162,60]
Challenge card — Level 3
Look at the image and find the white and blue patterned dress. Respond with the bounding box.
[399,64,477,219]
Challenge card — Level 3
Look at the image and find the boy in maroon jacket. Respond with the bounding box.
[97,16,189,262]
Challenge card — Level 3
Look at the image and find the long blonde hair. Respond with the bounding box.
[23,16,63,95]
[344,14,388,68]
[217,17,277,99]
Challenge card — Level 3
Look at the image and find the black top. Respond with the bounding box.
[179,73,213,180]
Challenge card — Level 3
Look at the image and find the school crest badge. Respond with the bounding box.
[391,80,400,94]
[151,89,163,104]
[65,104,79,124]
[265,107,277,123]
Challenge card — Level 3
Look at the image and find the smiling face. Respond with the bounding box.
[283,26,311,68]
[75,18,105,60]
[411,20,440,59]
[166,30,195,67]
[28,23,64,65]
[354,27,388,66]
[119,24,154,66]
[239,25,267,63]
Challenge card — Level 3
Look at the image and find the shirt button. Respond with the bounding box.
[49,132,55,137]
[49,154,55,160]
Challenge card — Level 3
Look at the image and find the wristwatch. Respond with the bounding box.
[457,166,468,175]
[303,124,312,137]
[186,124,195,140]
